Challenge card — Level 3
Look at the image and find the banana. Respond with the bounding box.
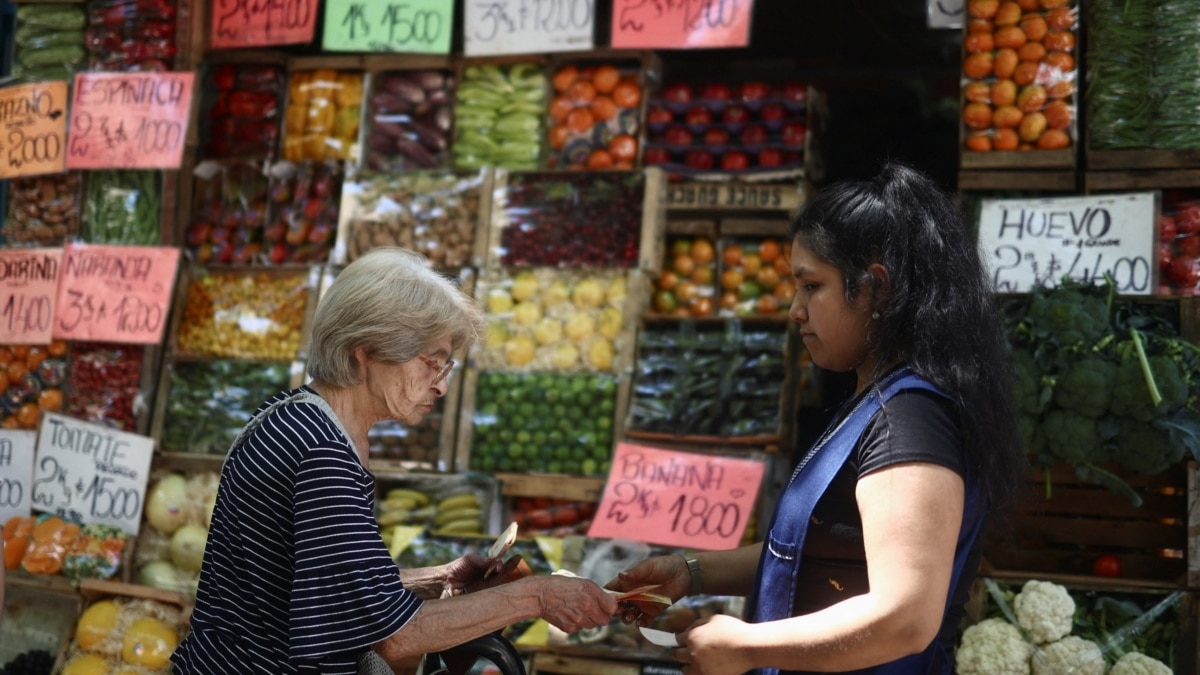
[378,510,412,526]
[437,518,483,535]
[379,497,418,512]
[434,507,482,528]
[436,492,480,511]
[385,489,431,507]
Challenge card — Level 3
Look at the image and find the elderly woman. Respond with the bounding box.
[172,248,617,674]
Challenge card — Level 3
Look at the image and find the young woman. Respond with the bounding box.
[608,163,1025,675]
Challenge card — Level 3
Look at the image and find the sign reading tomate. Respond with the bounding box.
[0,248,62,345]
[611,0,753,49]
[211,0,318,48]
[53,243,180,344]
[0,81,69,179]
[66,72,194,170]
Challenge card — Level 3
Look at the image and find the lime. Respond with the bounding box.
[596,418,612,431]
[555,446,571,460]
[499,429,514,443]
[498,457,514,472]
[582,459,598,475]
[547,461,562,474]
[516,430,532,444]
[548,429,564,444]
[533,431,548,445]
[564,460,582,475]
[572,446,588,462]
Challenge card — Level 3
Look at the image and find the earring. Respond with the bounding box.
[871,312,880,319]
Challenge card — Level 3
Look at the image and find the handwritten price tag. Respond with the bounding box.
[587,442,765,550]
[464,0,594,56]
[611,0,752,49]
[0,81,69,179]
[978,192,1157,294]
[0,431,36,524]
[0,248,62,345]
[212,0,319,48]
[31,413,153,536]
[323,0,453,53]
[66,72,194,170]
[53,243,180,344]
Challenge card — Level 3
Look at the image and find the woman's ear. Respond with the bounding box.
[353,347,370,373]
[866,263,890,309]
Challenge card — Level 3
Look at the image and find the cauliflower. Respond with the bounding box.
[1031,636,1106,675]
[1014,580,1075,645]
[1110,652,1172,675]
[955,618,1033,675]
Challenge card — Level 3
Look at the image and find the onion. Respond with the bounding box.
[146,473,189,534]
[169,524,209,573]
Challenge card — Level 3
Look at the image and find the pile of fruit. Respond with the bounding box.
[186,161,269,265]
[263,162,341,264]
[201,65,283,160]
[175,269,310,360]
[961,0,1078,152]
[364,69,455,171]
[367,415,446,469]
[0,342,68,431]
[61,595,185,674]
[283,69,364,162]
[134,471,220,598]
[376,484,490,538]
[508,496,596,537]
[85,0,177,72]
[1158,190,1200,295]
[477,268,631,373]
[644,80,807,173]
[546,62,643,170]
[454,64,545,170]
[470,371,617,475]
[651,236,718,317]
[717,237,795,316]
[4,515,126,583]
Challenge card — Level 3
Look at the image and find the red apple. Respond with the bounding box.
[704,128,730,146]
[643,147,671,165]
[685,106,713,127]
[723,105,750,124]
[647,106,674,125]
[269,242,289,264]
[782,122,807,147]
[758,148,784,167]
[760,103,787,122]
[740,82,771,101]
[700,84,732,101]
[663,83,693,103]
[782,82,807,104]
[684,150,714,170]
[740,125,768,146]
[665,126,694,146]
[721,151,750,172]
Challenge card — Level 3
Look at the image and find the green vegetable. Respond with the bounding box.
[1108,350,1187,422]
[83,171,163,245]
[1041,409,1105,465]
[1054,356,1117,418]
[1013,349,1052,416]
[1109,417,1184,475]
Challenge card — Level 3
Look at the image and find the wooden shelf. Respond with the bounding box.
[494,473,606,503]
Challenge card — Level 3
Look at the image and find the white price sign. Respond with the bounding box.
[31,413,154,535]
[0,431,36,523]
[465,0,594,56]
[978,192,1158,295]
[928,0,963,29]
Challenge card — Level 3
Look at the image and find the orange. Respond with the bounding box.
[1020,14,1048,41]
[742,254,763,275]
[691,239,716,263]
[549,124,570,149]
[1017,84,1047,113]
[593,65,621,93]
[1018,111,1048,143]
[967,0,999,18]
[690,296,714,317]
[612,82,642,109]
[993,105,1024,128]
[965,33,994,53]
[585,149,614,170]
[963,102,994,130]
[993,127,1020,150]
[549,96,574,122]
[1046,79,1075,100]
[590,95,618,122]
[755,266,781,289]
[0,372,8,393]
[968,18,994,33]
[6,361,27,383]
[1013,61,1040,86]
[719,291,740,310]
[1044,30,1075,51]
[965,81,991,103]
[4,537,27,569]
[994,1,1022,25]
[721,268,744,291]
[994,25,1028,49]
[1044,100,1072,129]
[965,133,993,152]
[1040,0,1070,8]
[1036,128,1070,149]
[566,107,595,133]
[1043,51,1075,72]
[3,516,32,540]
[47,339,68,357]
[756,295,780,314]
[1044,7,1076,29]
[773,280,797,305]
[994,49,1019,79]
[722,244,743,268]
[758,240,781,263]
[16,403,40,429]
[0,348,11,367]
[37,388,63,412]
[992,79,1018,106]
[1018,42,1047,63]
[1017,0,1039,9]
[608,134,637,162]
[552,66,578,92]
[10,346,28,359]
[963,52,994,79]
[568,80,597,104]
[24,346,46,370]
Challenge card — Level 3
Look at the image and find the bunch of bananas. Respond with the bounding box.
[376,488,485,540]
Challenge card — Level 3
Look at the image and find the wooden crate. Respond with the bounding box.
[958,169,1078,192]
[530,652,643,675]
[1085,169,1200,193]
[982,461,1198,587]
[52,579,191,674]
[0,581,82,666]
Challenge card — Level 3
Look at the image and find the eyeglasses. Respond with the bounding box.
[415,354,455,383]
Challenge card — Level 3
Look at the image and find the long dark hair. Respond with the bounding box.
[790,162,1025,510]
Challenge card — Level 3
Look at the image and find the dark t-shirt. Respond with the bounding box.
[792,389,983,646]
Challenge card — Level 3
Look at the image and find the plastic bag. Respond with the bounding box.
[83,170,163,245]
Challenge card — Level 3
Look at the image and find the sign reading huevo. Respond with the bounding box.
[0,248,62,345]
[211,0,319,48]
[611,0,753,49]
[0,81,69,179]
[587,442,765,550]
[66,72,194,170]
[53,243,180,344]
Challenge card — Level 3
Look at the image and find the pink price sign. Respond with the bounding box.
[587,442,765,550]
[0,248,62,345]
[611,0,753,49]
[66,72,194,170]
[53,244,180,344]
[211,0,318,48]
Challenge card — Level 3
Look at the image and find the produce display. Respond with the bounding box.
[60,594,185,673]
[367,415,446,469]
[376,480,492,538]
[546,61,643,170]
[628,323,787,439]
[85,0,177,72]
[365,69,456,171]
[339,171,484,271]
[644,80,807,173]
[4,515,126,583]
[391,529,553,580]
[65,342,144,432]
[961,0,1078,152]
[186,161,269,265]
[454,63,546,170]
[263,162,342,264]
[134,471,219,598]
[651,235,717,317]
[1008,277,1200,501]
[201,64,284,160]
[469,371,617,475]
[508,496,596,537]
[83,170,163,245]
[0,341,69,431]
[477,268,630,373]
[175,269,310,360]
[2,173,83,246]
[1157,190,1200,295]
[159,360,292,454]
[716,237,794,316]
[12,3,87,83]
[283,69,364,162]
[496,171,644,268]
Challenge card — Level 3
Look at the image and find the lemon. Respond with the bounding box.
[121,617,179,669]
[598,306,623,339]
[511,272,540,302]
[76,600,119,650]
[512,301,542,327]
[485,322,510,349]
[504,335,536,367]
[587,339,615,370]
[62,654,110,675]
[542,280,571,309]
[551,343,580,369]
[607,276,627,304]
[533,318,563,345]
[486,288,514,314]
[564,313,596,343]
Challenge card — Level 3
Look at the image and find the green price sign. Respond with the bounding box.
[322,0,453,53]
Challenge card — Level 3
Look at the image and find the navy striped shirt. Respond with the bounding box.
[172,386,422,673]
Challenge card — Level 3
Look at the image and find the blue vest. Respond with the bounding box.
[747,369,983,675]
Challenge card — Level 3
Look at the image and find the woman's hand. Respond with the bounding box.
[674,614,756,675]
[441,553,493,594]
[527,575,618,633]
[605,555,691,624]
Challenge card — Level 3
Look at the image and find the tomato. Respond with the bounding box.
[1177,203,1200,235]
[1093,554,1121,578]
[1160,243,1175,271]
[1160,214,1178,242]
[1180,234,1200,258]
[608,134,638,162]
[612,82,642,109]
[593,65,621,94]
[647,106,674,125]
[1167,256,1199,288]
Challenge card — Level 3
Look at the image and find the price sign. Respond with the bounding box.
[323,0,453,53]
[464,0,594,56]
[211,0,318,48]
[928,0,963,29]
[0,431,36,524]
[978,192,1157,294]
[587,442,765,550]
[0,248,62,345]
[53,243,180,344]
[31,413,153,535]
[611,0,752,49]
[0,81,68,179]
[66,72,194,170]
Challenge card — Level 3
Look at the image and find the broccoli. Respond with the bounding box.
[1026,288,1110,348]
[1042,409,1104,464]
[1110,417,1185,475]
[1013,349,1052,416]
[1018,414,1046,457]
[1109,353,1188,422]
[1052,356,1117,418]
